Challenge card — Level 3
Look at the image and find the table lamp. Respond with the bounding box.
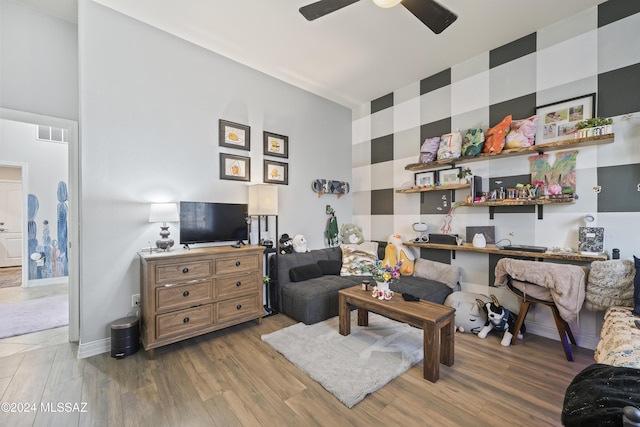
[149,203,179,251]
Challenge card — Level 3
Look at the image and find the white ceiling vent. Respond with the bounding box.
[37,125,68,144]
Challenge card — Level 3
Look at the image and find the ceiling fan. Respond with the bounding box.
[299,0,458,34]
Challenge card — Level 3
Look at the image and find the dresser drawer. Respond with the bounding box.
[156,280,213,312]
[216,273,261,300]
[217,294,261,322]
[155,259,213,284]
[215,254,259,275]
[156,305,213,340]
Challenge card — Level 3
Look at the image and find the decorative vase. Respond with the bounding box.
[472,233,486,248]
[373,281,393,300]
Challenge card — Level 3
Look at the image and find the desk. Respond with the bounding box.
[405,242,607,262]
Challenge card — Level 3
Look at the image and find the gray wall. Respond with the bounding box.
[77,0,351,345]
[0,0,78,120]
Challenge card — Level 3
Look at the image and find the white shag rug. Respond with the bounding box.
[0,294,69,339]
[262,313,423,408]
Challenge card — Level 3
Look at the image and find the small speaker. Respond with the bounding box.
[110,316,140,359]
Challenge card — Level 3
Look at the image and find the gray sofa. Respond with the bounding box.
[275,246,454,324]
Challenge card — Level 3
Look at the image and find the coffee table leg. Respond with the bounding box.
[423,321,439,382]
[339,293,350,336]
[357,307,369,326]
[440,316,455,367]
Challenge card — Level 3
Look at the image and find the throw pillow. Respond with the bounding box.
[289,263,323,282]
[418,136,440,164]
[317,260,342,276]
[413,258,460,289]
[340,242,379,276]
[483,115,512,154]
[633,256,640,316]
[584,259,635,311]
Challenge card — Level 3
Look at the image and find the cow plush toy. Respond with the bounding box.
[444,291,489,334]
[476,294,524,347]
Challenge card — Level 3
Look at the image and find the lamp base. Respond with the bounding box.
[156,226,174,251]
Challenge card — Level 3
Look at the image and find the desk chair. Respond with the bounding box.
[506,275,577,361]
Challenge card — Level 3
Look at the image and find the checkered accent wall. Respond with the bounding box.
[351,0,640,288]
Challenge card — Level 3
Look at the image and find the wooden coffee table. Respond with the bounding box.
[338,285,455,383]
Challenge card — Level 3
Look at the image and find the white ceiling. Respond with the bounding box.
[20,0,607,109]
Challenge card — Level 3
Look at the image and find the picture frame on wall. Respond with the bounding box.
[263,131,289,158]
[220,153,250,181]
[438,168,460,186]
[536,93,595,145]
[263,159,288,185]
[415,171,435,187]
[219,119,250,151]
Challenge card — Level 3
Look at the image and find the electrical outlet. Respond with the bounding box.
[131,294,140,308]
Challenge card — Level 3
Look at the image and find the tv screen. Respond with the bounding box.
[179,201,248,245]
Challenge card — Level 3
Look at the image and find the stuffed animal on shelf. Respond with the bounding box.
[444,292,489,334]
[340,223,364,245]
[279,233,294,255]
[386,234,415,276]
[292,234,309,253]
[476,294,524,347]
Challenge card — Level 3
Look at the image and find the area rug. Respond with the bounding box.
[0,266,21,288]
[262,313,423,408]
[0,294,68,338]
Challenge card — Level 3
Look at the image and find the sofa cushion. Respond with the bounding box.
[317,259,342,276]
[413,258,460,289]
[339,242,378,276]
[290,263,323,282]
[391,276,453,305]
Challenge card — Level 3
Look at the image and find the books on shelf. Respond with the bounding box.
[578,227,604,255]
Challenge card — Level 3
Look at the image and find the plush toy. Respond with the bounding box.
[279,233,294,255]
[386,234,415,276]
[340,223,364,245]
[476,294,524,347]
[292,234,309,253]
[444,292,489,334]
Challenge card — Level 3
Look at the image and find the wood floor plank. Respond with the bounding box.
[121,383,170,427]
[34,376,84,427]
[79,355,125,426]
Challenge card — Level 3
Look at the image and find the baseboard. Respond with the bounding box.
[524,323,600,351]
[77,337,110,359]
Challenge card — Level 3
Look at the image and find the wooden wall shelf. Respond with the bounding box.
[405,242,607,262]
[396,183,470,194]
[404,134,614,172]
[458,197,575,207]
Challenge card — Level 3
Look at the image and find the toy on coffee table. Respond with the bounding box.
[476,294,524,347]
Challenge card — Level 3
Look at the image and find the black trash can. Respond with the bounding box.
[110,316,139,359]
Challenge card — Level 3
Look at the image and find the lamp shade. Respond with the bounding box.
[373,0,401,8]
[148,203,179,223]
[248,184,278,216]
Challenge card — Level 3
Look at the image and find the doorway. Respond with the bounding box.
[0,176,22,268]
[0,108,79,343]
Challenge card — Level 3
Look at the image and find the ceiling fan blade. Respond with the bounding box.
[299,0,361,21]
[401,0,458,34]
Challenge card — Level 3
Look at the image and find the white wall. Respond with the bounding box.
[0,0,78,121]
[77,0,352,346]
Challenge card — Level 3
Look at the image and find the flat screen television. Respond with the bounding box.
[179,201,248,245]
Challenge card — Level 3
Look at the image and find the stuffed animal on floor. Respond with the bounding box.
[279,233,294,255]
[292,234,309,253]
[340,223,364,245]
[386,234,415,275]
[444,292,489,334]
[476,294,524,347]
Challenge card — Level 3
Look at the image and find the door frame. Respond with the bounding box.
[0,163,28,273]
[0,108,79,343]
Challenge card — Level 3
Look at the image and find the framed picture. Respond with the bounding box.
[263,131,289,158]
[415,171,435,187]
[536,93,595,145]
[438,168,460,186]
[219,119,250,151]
[220,153,250,181]
[263,159,288,185]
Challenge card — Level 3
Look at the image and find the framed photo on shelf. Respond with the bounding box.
[438,168,460,186]
[263,131,289,158]
[219,119,250,151]
[220,153,250,181]
[415,171,435,187]
[263,159,288,185]
[536,93,595,145]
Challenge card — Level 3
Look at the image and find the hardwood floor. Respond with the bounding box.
[0,313,593,427]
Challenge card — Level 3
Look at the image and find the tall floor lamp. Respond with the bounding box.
[248,184,278,315]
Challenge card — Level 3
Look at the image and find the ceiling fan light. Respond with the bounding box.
[373,0,402,8]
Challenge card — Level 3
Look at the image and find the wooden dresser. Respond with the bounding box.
[138,245,265,359]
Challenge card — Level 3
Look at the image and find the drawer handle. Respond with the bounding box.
[236,281,241,287]
[235,261,241,267]
[236,304,242,310]
[183,290,190,297]
[183,317,190,323]
[182,267,189,274]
